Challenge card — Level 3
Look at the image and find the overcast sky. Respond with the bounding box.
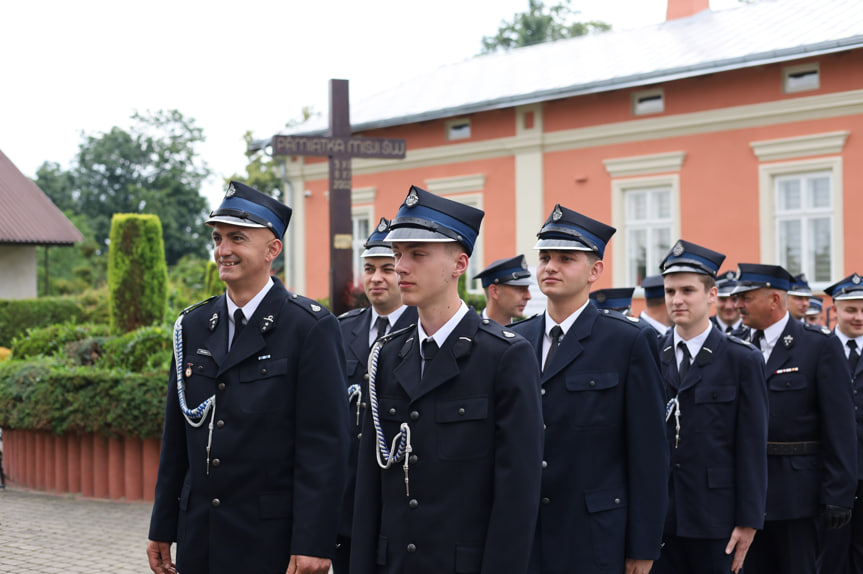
[1,0,741,209]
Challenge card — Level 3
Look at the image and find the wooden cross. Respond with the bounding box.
[271,79,406,315]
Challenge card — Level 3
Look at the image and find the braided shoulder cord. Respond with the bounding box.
[367,339,410,470]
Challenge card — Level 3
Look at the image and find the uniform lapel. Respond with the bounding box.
[660,334,678,392]
[348,308,373,363]
[217,283,285,377]
[764,319,796,376]
[541,303,596,383]
[678,326,720,392]
[201,296,228,371]
[394,306,418,332]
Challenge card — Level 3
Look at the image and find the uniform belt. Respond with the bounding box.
[766,441,821,455]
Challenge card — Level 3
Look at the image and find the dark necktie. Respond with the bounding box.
[232,308,245,349]
[544,325,564,373]
[751,329,765,351]
[725,324,733,335]
[678,341,692,381]
[421,338,438,378]
[849,340,860,375]
[374,316,389,344]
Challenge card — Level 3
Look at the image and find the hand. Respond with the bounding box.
[725,526,756,573]
[822,504,853,529]
[286,554,331,574]
[624,558,653,574]
[146,540,176,574]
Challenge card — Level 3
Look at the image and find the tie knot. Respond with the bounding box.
[374,316,389,341]
[550,325,564,340]
[849,339,858,350]
[422,338,439,362]
[678,340,692,359]
[234,308,245,327]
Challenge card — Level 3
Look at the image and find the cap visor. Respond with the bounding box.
[834,292,863,301]
[729,284,764,295]
[500,277,533,287]
[661,265,711,276]
[206,215,267,229]
[533,238,594,251]
[385,227,456,243]
[787,289,813,296]
[361,246,394,258]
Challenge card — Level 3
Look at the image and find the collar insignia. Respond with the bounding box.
[208,313,219,331]
[310,303,322,312]
[672,241,684,257]
[260,315,275,333]
[783,334,794,348]
[552,204,563,222]
[405,188,419,207]
[595,292,607,303]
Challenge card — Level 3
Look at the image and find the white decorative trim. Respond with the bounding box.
[352,186,377,204]
[757,156,843,286]
[750,131,849,162]
[603,151,686,178]
[424,174,486,195]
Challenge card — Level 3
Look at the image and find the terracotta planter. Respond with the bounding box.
[67,434,81,494]
[142,437,161,502]
[54,435,68,492]
[123,436,143,501]
[44,433,56,491]
[80,432,95,497]
[93,434,109,499]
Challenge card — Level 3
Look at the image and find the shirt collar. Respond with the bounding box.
[640,310,670,334]
[834,328,863,349]
[673,322,713,359]
[761,311,791,356]
[371,305,408,332]
[417,300,470,349]
[544,299,590,338]
[227,277,274,325]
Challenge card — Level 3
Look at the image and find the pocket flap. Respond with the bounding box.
[768,372,806,391]
[565,372,618,392]
[695,385,737,404]
[239,358,288,383]
[584,488,626,513]
[436,397,489,423]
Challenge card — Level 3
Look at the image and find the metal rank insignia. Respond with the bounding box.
[854,274,862,285]
[209,313,219,331]
[225,183,237,197]
[377,219,388,233]
[260,315,275,333]
[783,334,794,348]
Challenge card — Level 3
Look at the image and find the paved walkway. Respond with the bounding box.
[0,485,154,573]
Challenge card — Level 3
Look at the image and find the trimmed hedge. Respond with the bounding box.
[0,297,85,348]
[108,214,168,335]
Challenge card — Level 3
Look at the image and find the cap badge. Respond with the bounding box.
[595,292,607,303]
[799,273,808,282]
[225,183,237,198]
[672,241,684,257]
[521,258,528,270]
[405,188,419,207]
[853,274,861,285]
[552,205,563,222]
[377,220,388,233]
[783,334,794,348]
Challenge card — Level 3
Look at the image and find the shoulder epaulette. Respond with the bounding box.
[287,292,329,318]
[180,295,218,316]
[338,307,366,320]
[379,324,415,346]
[598,308,641,328]
[507,313,541,328]
[728,335,757,349]
[802,322,832,337]
[479,317,520,342]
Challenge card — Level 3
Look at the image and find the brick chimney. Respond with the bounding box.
[666,0,710,20]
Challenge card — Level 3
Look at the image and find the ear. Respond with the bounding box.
[265,237,283,262]
[453,251,470,278]
[488,284,500,301]
[707,285,718,306]
[587,258,605,284]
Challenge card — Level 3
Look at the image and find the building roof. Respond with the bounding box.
[282,0,863,136]
[0,150,82,246]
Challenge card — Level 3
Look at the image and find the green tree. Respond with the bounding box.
[34,110,212,266]
[480,0,611,54]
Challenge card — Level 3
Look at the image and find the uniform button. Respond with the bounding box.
[363,373,370,381]
[357,433,362,439]
[217,382,226,391]
[211,498,221,507]
[197,365,204,372]
[409,454,418,464]
[589,380,596,387]
[785,382,792,388]
[674,463,681,469]
[410,411,420,421]
[541,460,548,468]
[543,424,547,430]
[458,408,465,416]
[542,497,551,505]
[388,407,397,415]
[614,498,621,504]
[212,458,221,467]
[541,388,546,396]
[409,499,419,509]
[361,402,368,408]
[406,544,416,553]
[261,368,268,375]
[216,419,225,428]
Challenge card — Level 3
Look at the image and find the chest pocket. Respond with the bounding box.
[768,372,806,392]
[236,358,290,414]
[436,397,491,461]
[564,372,619,427]
[183,357,219,405]
[694,385,737,404]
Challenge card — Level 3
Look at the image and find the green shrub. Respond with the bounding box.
[10,323,110,361]
[205,260,225,298]
[98,325,172,373]
[108,214,168,335]
[0,297,84,348]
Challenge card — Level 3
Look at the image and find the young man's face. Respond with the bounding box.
[490,284,532,320]
[392,241,466,307]
[212,222,280,287]
[663,273,715,330]
[536,250,602,302]
[788,294,810,320]
[363,257,402,314]
[715,294,740,324]
[835,300,863,339]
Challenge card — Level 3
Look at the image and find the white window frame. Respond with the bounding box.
[758,157,843,289]
[611,174,681,288]
[774,171,834,282]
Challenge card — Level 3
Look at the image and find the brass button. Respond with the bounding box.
[408,499,419,509]
[212,458,221,467]
[410,411,420,421]
[541,460,548,469]
[409,454,418,464]
[217,383,226,391]
[388,407,397,415]
[589,380,596,387]
[541,388,546,396]
[211,498,221,507]
[197,365,204,372]
[261,368,268,375]
[541,497,551,505]
[614,497,621,504]
[458,408,465,416]
[406,544,416,553]
[363,373,370,381]
[357,433,362,439]
[216,420,225,429]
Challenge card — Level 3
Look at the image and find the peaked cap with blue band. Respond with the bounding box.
[474,254,532,288]
[825,272,863,301]
[641,275,665,300]
[207,180,292,240]
[716,270,739,297]
[806,296,824,315]
[788,273,813,297]
[590,287,634,311]
[534,204,616,258]
[660,239,725,277]
[385,185,484,256]
[362,217,395,258]
[730,263,795,294]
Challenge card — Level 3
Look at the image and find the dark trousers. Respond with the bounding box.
[817,480,863,574]
[651,535,733,574]
[746,518,818,574]
[333,534,350,574]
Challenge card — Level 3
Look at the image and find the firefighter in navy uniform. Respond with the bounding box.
[818,273,863,574]
[350,186,544,574]
[147,181,349,574]
[509,204,668,574]
[732,263,855,574]
[473,254,533,325]
[651,240,768,574]
[710,270,745,336]
[334,218,417,573]
[590,287,635,315]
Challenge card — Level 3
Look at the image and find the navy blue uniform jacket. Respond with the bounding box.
[759,318,855,520]
[510,305,668,574]
[838,332,863,480]
[337,305,418,536]
[148,279,350,574]
[659,326,768,538]
[351,311,544,574]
